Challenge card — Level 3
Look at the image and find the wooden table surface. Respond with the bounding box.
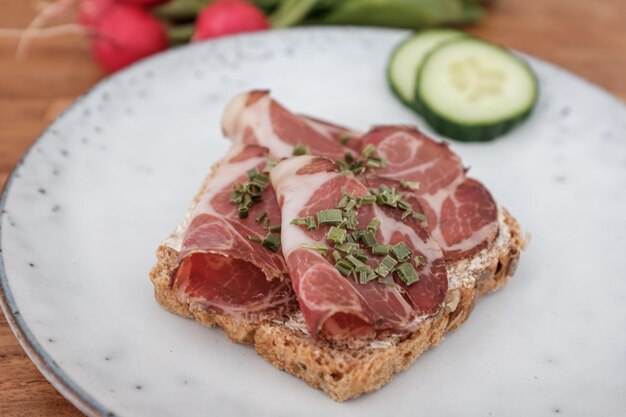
[1,0,625,415]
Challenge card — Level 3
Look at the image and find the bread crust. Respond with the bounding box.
[150,192,523,401]
[149,143,525,400]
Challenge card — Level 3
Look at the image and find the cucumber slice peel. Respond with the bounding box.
[387,29,466,107]
[415,37,538,141]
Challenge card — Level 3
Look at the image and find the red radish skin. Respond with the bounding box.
[120,0,169,6]
[193,0,269,42]
[80,0,166,24]
[79,0,116,26]
[88,4,168,73]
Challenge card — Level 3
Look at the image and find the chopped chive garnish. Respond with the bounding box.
[395,262,419,285]
[374,187,401,207]
[327,226,347,244]
[291,216,317,230]
[377,277,395,287]
[353,248,368,262]
[355,265,374,284]
[246,167,260,178]
[400,180,420,190]
[398,199,412,210]
[369,185,428,222]
[337,194,349,209]
[262,232,281,252]
[353,163,365,175]
[255,211,267,222]
[346,255,367,269]
[230,166,271,218]
[391,242,412,262]
[372,244,390,256]
[248,235,262,243]
[358,195,376,205]
[262,157,278,173]
[250,175,269,189]
[300,242,328,256]
[339,134,350,145]
[292,144,309,156]
[355,254,368,263]
[305,216,317,230]
[412,212,427,222]
[230,190,242,204]
[246,168,270,188]
[335,242,359,253]
[336,146,386,176]
[263,217,270,229]
[357,268,369,285]
[366,218,380,231]
[288,176,428,288]
[268,224,281,233]
[362,144,377,157]
[335,259,354,277]
[375,255,398,277]
[344,211,359,230]
[359,229,378,247]
[363,270,379,284]
[366,157,385,168]
[317,209,343,225]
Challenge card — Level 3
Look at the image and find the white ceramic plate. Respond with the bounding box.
[1,28,625,417]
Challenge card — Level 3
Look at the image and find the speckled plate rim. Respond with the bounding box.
[0,152,107,416]
[0,90,113,417]
[0,26,625,417]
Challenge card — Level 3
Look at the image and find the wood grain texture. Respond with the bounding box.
[0,0,625,415]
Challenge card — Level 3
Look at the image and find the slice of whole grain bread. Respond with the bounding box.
[149,164,524,402]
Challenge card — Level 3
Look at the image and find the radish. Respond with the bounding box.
[193,0,269,42]
[78,0,116,26]
[86,4,169,73]
[80,0,167,25]
[120,0,169,7]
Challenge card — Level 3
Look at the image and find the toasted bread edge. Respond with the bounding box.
[149,207,523,401]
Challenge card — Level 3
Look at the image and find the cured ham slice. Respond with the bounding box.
[220,91,498,261]
[270,155,447,339]
[221,90,360,159]
[172,144,295,317]
[359,126,499,260]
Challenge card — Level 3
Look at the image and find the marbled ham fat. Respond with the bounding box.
[173,91,500,335]
[172,144,295,318]
[358,126,499,260]
[221,90,360,160]
[270,156,447,339]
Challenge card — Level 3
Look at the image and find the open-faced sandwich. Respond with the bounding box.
[150,91,523,401]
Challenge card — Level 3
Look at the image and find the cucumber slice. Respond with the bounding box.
[416,37,538,142]
[387,29,466,107]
